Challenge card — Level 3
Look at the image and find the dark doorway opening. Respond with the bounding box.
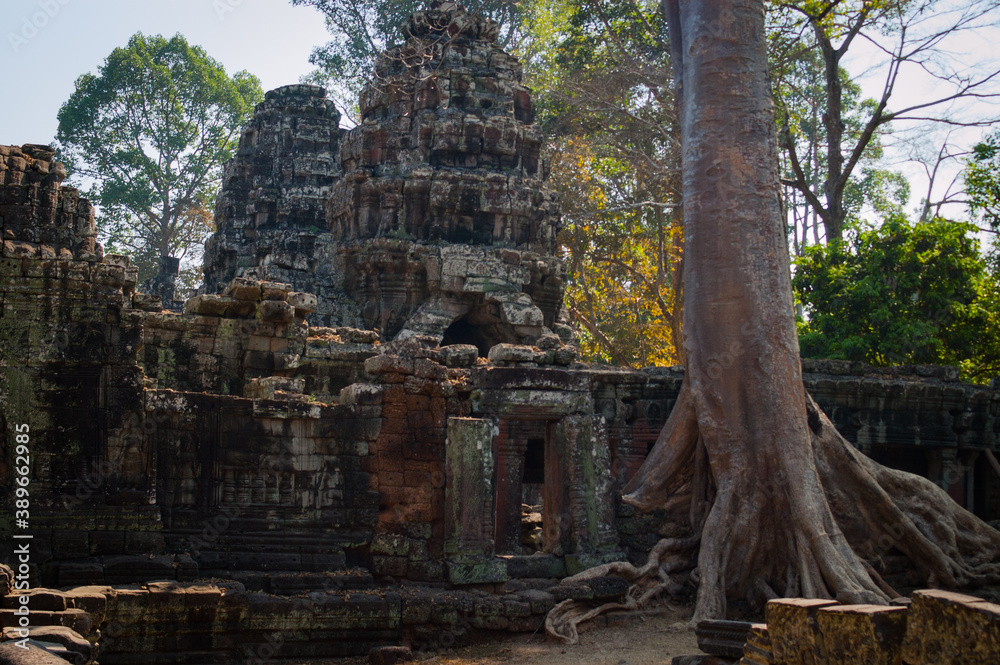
[442,315,492,357]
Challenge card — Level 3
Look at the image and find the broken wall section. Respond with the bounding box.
[148,390,380,583]
[0,144,103,262]
[138,277,378,400]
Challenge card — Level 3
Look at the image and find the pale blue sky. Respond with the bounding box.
[1,0,997,227]
[1,0,333,146]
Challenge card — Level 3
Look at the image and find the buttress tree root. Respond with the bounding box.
[617,378,1000,622]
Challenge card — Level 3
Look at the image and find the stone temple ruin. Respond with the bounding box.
[0,3,998,663]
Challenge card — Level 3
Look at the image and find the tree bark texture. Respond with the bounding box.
[619,0,1000,622]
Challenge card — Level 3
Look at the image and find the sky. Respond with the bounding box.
[1,0,997,229]
[834,2,1000,227]
[0,0,333,146]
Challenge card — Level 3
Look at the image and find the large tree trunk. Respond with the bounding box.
[617,0,1000,622]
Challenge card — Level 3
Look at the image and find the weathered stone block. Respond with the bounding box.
[444,557,508,585]
[440,344,479,367]
[258,299,294,322]
[183,294,229,317]
[131,292,162,311]
[517,589,555,615]
[62,587,110,627]
[0,609,91,636]
[553,346,579,365]
[245,376,306,399]
[337,327,381,344]
[2,626,92,663]
[815,604,906,664]
[766,598,839,665]
[369,645,413,665]
[370,534,409,557]
[740,623,772,665]
[1,590,69,612]
[223,277,263,301]
[413,358,448,380]
[260,280,292,300]
[900,589,1000,665]
[288,291,318,316]
[0,642,70,665]
[504,554,566,580]
[365,354,414,376]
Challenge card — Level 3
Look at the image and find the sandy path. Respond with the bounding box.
[323,606,700,665]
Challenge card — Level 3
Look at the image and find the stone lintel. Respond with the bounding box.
[471,389,591,417]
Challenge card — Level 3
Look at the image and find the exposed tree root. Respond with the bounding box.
[545,536,700,643]
[807,395,1000,590]
[600,381,1000,623]
[621,381,698,513]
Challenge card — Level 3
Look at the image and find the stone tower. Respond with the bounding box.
[202,84,344,324]
[325,1,567,350]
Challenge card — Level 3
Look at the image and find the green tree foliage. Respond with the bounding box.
[794,216,1000,382]
[56,33,263,287]
[966,128,1000,265]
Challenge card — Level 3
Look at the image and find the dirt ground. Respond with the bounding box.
[324,605,701,665]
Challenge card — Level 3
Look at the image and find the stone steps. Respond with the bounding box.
[0,588,100,665]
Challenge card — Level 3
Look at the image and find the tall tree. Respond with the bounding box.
[57,33,263,286]
[771,37,908,254]
[770,0,1000,242]
[620,0,1000,621]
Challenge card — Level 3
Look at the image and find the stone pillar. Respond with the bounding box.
[544,420,571,557]
[940,448,966,506]
[146,255,179,307]
[550,415,623,574]
[444,417,507,584]
[964,450,980,512]
[493,420,527,555]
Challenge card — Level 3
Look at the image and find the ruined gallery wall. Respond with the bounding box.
[0,144,159,578]
[1,140,998,591]
[804,359,1000,517]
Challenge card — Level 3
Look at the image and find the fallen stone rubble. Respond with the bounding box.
[0,562,645,664]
